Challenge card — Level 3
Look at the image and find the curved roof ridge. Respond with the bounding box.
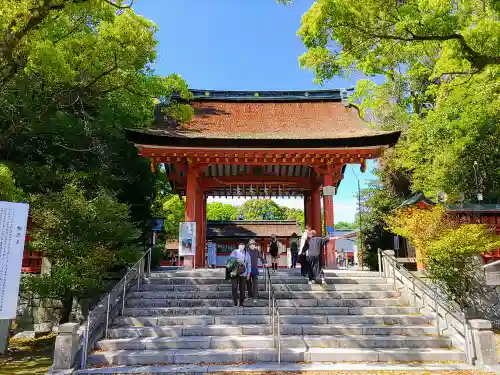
[174,88,354,102]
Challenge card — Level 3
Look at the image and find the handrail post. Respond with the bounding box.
[392,262,397,290]
[378,249,382,278]
[412,278,417,309]
[137,262,141,292]
[463,313,472,364]
[80,319,90,369]
[147,248,152,278]
[265,266,268,291]
[272,298,275,336]
[434,287,440,337]
[277,310,281,364]
[268,277,271,315]
[105,294,110,339]
[121,274,127,316]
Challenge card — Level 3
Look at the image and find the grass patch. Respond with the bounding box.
[0,334,55,375]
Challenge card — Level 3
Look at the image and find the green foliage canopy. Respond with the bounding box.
[239,199,286,220]
[206,202,238,221]
[1,0,192,314]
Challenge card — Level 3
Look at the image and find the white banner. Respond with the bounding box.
[0,201,29,319]
[178,222,196,256]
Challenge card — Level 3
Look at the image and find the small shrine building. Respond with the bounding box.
[126,89,401,268]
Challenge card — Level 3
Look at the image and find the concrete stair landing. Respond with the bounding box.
[87,268,465,367]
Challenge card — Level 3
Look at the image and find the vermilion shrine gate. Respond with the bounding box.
[126,89,401,268]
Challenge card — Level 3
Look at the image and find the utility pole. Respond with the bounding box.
[352,168,364,269]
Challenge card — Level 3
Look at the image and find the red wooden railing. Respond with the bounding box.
[21,215,42,274]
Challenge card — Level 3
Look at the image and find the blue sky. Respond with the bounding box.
[133,0,377,223]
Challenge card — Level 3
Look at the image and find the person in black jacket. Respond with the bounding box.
[268,234,279,272]
[305,231,340,285]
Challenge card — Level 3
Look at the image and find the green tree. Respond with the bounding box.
[288,0,500,202]
[0,164,24,202]
[239,199,286,220]
[22,184,141,323]
[335,221,357,230]
[283,207,305,229]
[358,175,402,269]
[161,195,185,239]
[293,0,500,83]
[207,202,238,221]
[0,0,192,308]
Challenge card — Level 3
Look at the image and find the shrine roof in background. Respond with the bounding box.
[206,220,302,238]
[125,89,401,149]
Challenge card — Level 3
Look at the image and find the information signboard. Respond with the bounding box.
[178,222,196,257]
[0,201,29,319]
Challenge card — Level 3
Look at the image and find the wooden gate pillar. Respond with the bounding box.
[311,186,322,236]
[323,173,336,268]
[185,164,199,268]
[304,192,313,229]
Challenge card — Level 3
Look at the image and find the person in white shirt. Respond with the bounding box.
[229,241,252,307]
[299,226,312,276]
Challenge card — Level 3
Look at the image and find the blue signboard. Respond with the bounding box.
[207,242,217,266]
[151,218,164,231]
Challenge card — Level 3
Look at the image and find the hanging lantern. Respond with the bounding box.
[360,159,367,173]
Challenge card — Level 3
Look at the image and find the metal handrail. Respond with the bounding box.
[80,247,152,369]
[265,266,281,364]
[379,249,474,365]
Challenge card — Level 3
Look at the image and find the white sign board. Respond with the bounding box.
[0,201,29,319]
[178,222,196,257]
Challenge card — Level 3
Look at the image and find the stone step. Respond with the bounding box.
[125,298,403,308]
[96,335,451,351]
[74,362,478,375]
[149,277,387,285]
[122,306,417,317]
[150,270,381,278]
[140,283,392,292]
[108,324,438,339]
[88,347,465,365]
[126,298,268,308]
[127,290,401,299]
[113,314,434,327]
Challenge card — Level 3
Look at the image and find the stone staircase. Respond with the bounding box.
[88,268,466,367]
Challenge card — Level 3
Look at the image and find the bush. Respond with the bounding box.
[425,224,500,308]
[387,205,500,309]
[22,184,141,323]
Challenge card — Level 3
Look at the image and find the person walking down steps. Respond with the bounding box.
[227,241,251,307]
[268,234,280,272]
[305,231,340,285]
[246,239,266,304]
